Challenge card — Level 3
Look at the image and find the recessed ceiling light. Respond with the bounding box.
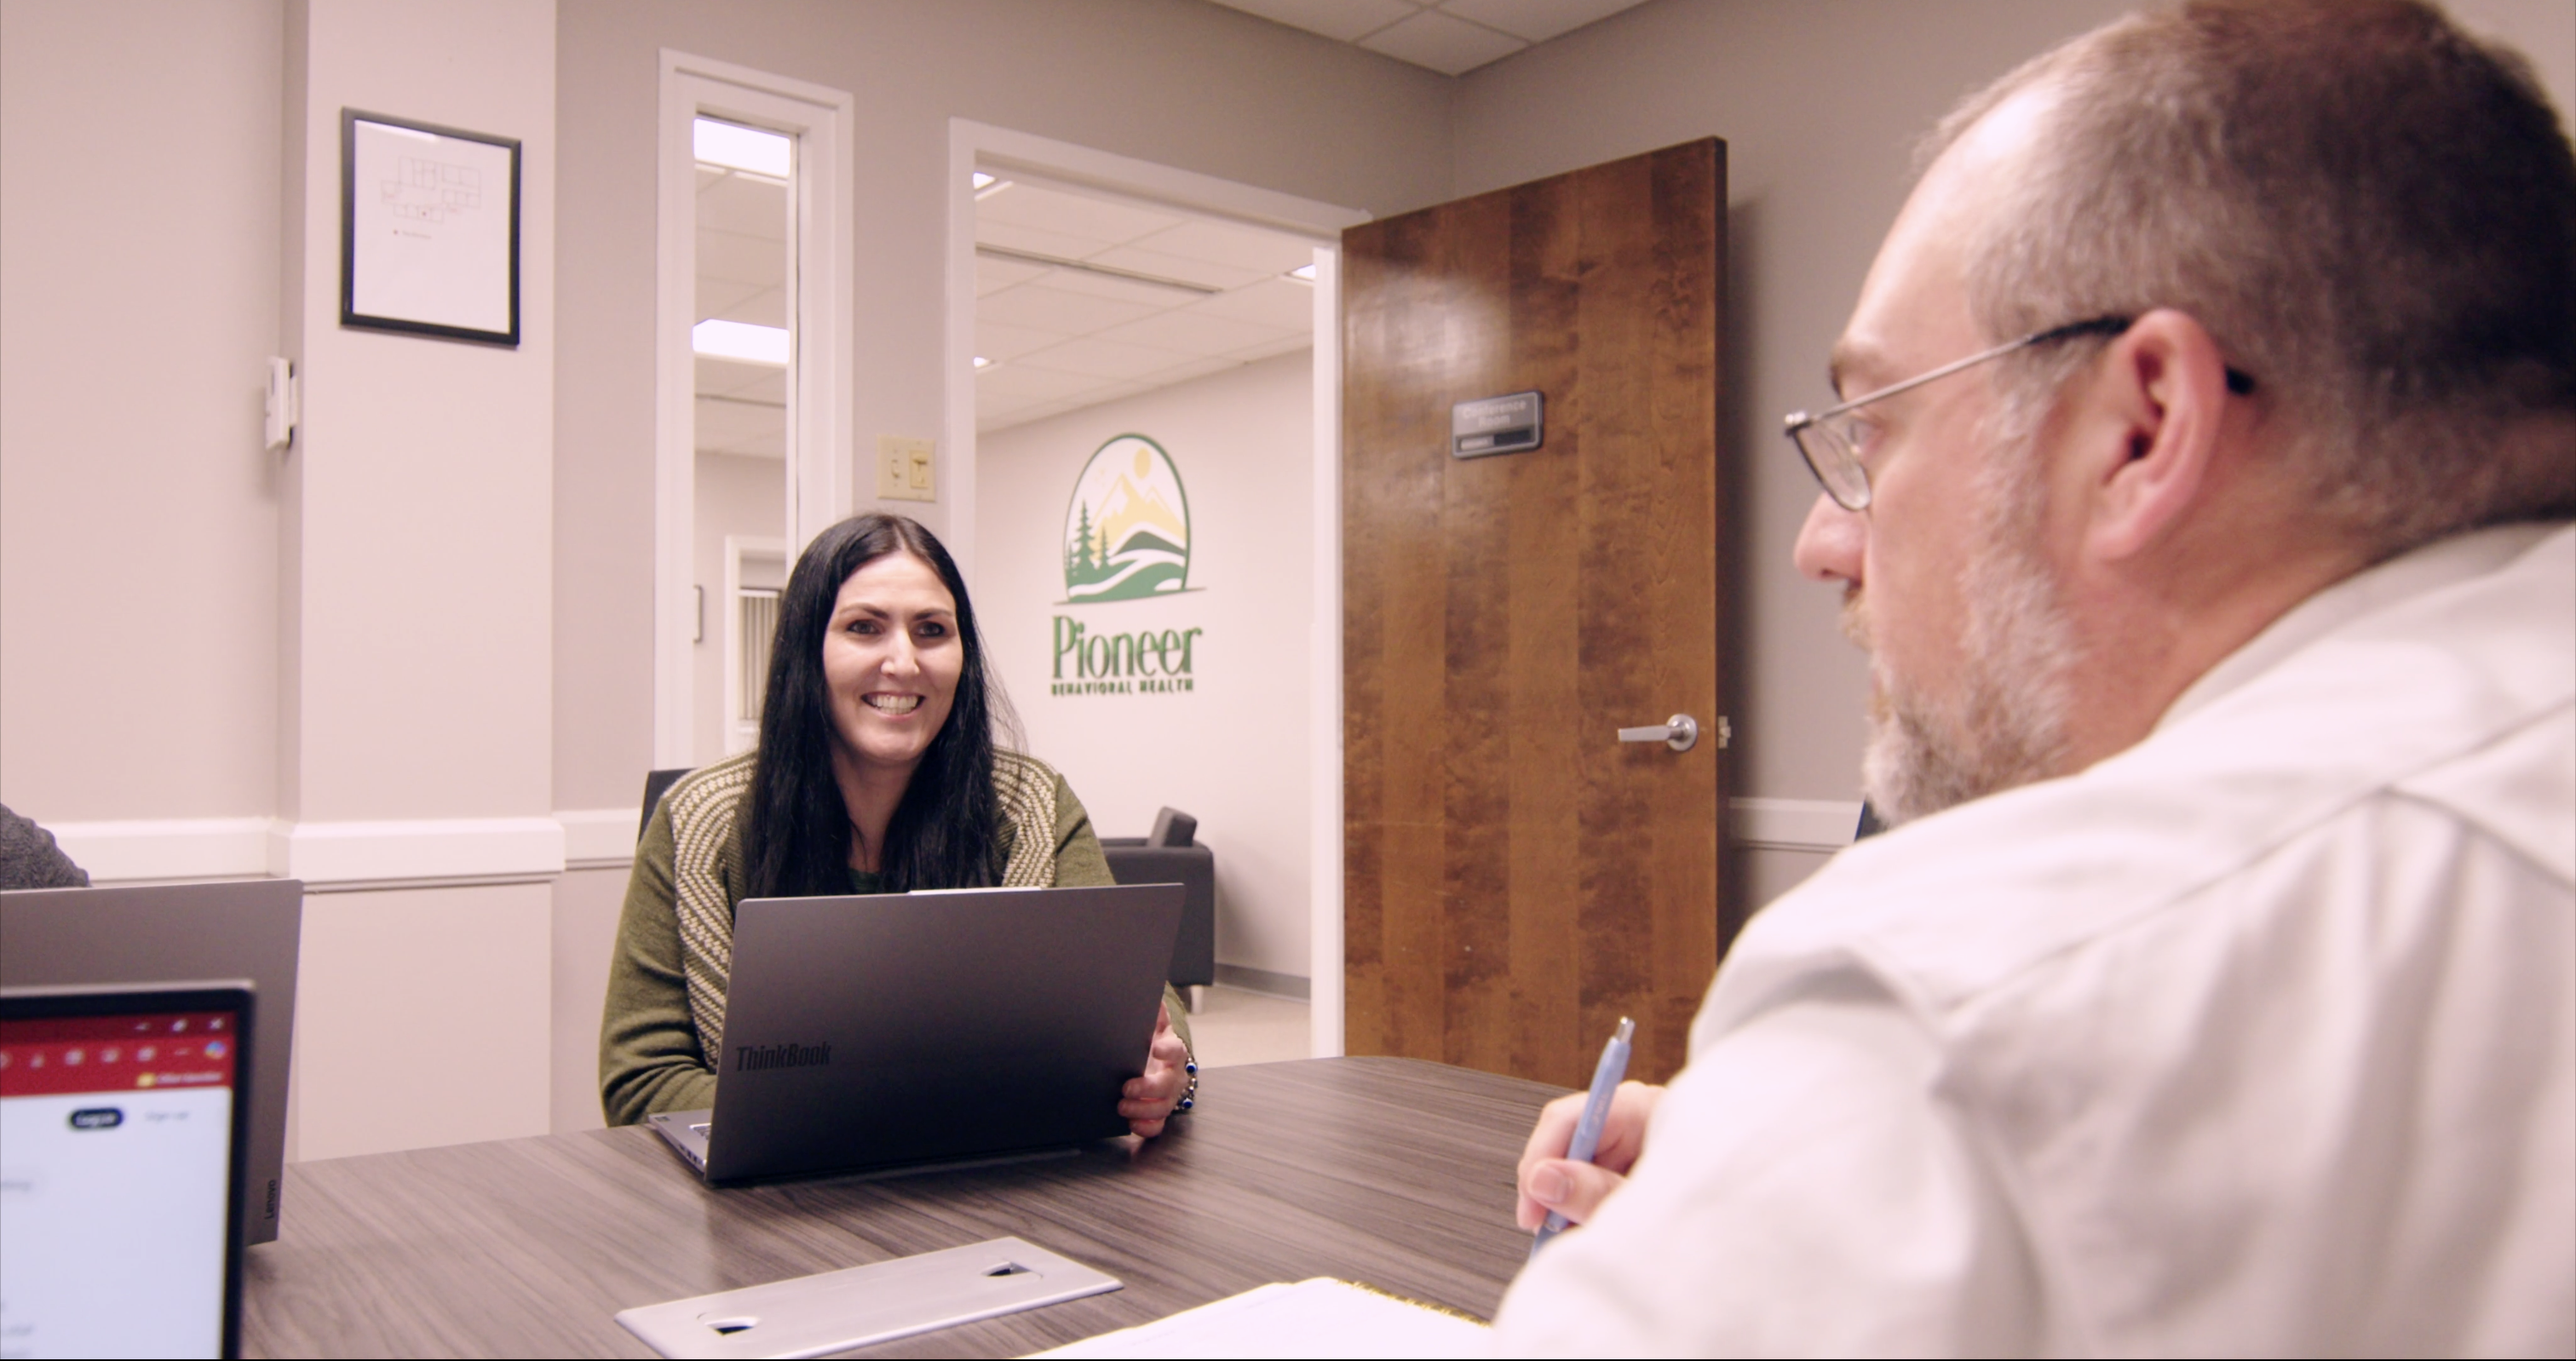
[1288,262,1319,282]
[693,319,790,365]
[973,355,992,369]
[693,118,791,179]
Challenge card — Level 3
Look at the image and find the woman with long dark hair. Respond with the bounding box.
[599,512,1193,1134]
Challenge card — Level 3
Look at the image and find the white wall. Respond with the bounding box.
[0,0,285,823]
[978,351,1314,979]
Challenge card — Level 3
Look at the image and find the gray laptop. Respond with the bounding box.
[0,880,301,1245]
[649,882,1183,1184]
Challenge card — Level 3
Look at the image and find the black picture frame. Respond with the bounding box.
[339,109,521,347]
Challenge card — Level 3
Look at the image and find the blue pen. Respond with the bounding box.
[1531,1016,1634,1256]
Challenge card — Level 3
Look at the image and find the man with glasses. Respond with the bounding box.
[1494,0,2572,1352]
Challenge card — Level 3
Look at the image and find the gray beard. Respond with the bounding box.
[1854,411,2079,828]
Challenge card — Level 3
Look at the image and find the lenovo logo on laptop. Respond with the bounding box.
[734,1041,831,1073]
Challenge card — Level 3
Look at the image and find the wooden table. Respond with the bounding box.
[243,1057,1561,1357]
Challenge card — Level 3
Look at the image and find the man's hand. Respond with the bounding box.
[1120,1003,1190,1138]
[1515,1081,1664,1232]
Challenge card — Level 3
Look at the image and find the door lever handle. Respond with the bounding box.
[1619,714,1700,753]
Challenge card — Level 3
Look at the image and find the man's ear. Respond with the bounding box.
[2072,308,2236,562]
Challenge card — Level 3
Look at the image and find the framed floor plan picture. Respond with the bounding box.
[340,109,520,346]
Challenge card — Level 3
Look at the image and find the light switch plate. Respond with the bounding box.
[877,435,935,502]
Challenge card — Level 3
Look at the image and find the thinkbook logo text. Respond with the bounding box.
[735,1042,831,1072]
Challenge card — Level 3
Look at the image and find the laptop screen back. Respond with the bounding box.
[0,985,249,1358]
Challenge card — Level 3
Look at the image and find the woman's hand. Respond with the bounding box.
[1120,1003,1191,1138]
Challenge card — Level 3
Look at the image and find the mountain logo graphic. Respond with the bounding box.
[1061,434,1192,603]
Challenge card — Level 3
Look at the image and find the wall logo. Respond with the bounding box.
[1051,434,1204,698]
[1062,434,1191,603]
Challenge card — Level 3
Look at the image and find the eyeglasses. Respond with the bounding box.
[1782,314,2254,512]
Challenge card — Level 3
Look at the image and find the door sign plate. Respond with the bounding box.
[1452,391,1543,458]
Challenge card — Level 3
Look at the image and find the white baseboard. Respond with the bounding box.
[1729,797,1862,852]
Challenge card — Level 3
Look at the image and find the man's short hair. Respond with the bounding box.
[1932,0,2576,555]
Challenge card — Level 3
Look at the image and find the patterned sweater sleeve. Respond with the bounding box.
[598,801,719,1126]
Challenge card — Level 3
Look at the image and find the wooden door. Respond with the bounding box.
[1343,140,1729,1088]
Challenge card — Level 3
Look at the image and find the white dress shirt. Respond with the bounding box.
[1494,523,2575,1356]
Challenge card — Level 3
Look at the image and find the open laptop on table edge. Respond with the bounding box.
[648,881,1183,1185]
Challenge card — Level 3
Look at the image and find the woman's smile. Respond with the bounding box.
[863,693,923,715]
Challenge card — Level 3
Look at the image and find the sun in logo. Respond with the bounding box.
[1061,434,1191,602]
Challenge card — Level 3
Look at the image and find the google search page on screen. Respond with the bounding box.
[0,1008,235,1358]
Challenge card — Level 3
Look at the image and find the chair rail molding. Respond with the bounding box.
[48,815,589,889]
[558,808,641,870]
[1728,796,1862,852]
[52,798,1853,887]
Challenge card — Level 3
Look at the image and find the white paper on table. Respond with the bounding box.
[1031,1278,1489,1359]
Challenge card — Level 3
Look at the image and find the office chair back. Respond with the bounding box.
[640,767,694,842]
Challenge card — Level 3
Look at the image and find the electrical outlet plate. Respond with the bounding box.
[877,435,935,502]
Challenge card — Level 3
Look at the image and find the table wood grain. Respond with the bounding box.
[242,1057,1562,1358]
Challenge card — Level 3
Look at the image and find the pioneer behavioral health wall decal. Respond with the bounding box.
[1052,434,1205,696]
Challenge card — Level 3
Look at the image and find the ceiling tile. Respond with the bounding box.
[975,256,1049,296]
[695,278,762,325]
[975,319,1070,362]
[1097,307,1295,354]
[1015,336,1198,381]
[694,354,785,399]
[1143,353,1251,387]
[975,363,1101,403]
[1083,245,1268,291]
[710,284,785,329]
[975,182,1185,250]
[1204,0,1419,44]
[974,218,1114,263]
[1434,0,1644,44]
[977,283,1162,335]
[1186,277,1318,330]
[696,171,788,240]
[1121,218,1319,274]
[698,228,785,289]
[694,395,785,457]
[1036,266,1213,311]
[1227,332,1317,364]
[1358,8,1524,74]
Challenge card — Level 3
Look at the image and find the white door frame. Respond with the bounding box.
[654,51,854,768]
[942,120,1364,1055]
